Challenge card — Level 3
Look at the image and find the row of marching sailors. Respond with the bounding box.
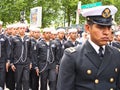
[0,24,81,90]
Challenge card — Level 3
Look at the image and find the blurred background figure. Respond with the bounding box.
[64,28,80,49]
[29,26,40,90]
[36,28,58,90]
[110,31,120,49]
[51,29,57,40]
[79,31,88,45]
[0,21,4,33]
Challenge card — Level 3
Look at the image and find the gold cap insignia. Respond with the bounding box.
[102,8,111,18]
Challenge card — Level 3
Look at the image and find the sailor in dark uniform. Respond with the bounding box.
[11,24,32,90]
[29,27,40,90]
[0,23,11,90]
[64,28,80,49]
[5,24,15,90]
[108,29,120,49]
[54,28,66,67]
[57,5,120,90]
[36,28,58,90]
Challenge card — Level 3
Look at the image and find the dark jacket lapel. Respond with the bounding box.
[97,45,112,75]
[85,41,101,68]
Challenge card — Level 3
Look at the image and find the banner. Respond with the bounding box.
[30,7,42,27]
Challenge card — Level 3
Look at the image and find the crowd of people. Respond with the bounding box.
[0,5,120,90]
[0,21,83,90]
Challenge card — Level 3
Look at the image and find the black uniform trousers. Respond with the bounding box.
[0,63,6,89]
[14,64,30,90]
[6,67,15,90]
[40,67,57,90]
[29,68,39,90]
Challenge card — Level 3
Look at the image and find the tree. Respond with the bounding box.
[37,0,61,27]
[61,0,79,26]
[0,0,120,27]
[0,0,61,27]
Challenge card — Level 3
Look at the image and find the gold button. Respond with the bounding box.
[95,79,99,84]
[87,70,92,75]
[115,68,118,72]
[110,88,114,90]
[110,78,114,83]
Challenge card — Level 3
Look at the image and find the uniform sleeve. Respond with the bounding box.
[29,39,34,64]
[10,37,14,64]
[57,50,76,90]
[31,43,38,68]
[6,37,11,61]
[54,41,61,65]
[34,42,40,68]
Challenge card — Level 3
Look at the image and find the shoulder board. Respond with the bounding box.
[66,47,76,53]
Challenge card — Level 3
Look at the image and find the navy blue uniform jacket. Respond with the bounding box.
[57,40,120,90]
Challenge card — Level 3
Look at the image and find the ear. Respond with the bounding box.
[84,24,90,34]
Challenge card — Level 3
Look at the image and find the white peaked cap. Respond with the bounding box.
[18,23,27,27]
[81,5,118,17]
[57,28,65,33]
[51,30,57,34]
[13,23,19,28]
[29,26,40,32]
[115,31,120,35]
[43,28,51,32]
[6,24,13,28]
[68,28,77,33]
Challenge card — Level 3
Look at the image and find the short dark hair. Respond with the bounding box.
[86,19,94,26]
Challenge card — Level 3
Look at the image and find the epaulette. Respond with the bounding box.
[66,47,76,53]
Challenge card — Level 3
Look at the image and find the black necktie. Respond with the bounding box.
[109,42,111,45]
[109,42,112,46]
[99,47,104,58]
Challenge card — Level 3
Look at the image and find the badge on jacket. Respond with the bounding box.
[66,47,76,53]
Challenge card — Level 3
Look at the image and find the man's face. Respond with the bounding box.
[29,31,34,37]
[12,28,17,36]
[85,24,111,46]
[58,32,65,40]
[19,27,25,36]
[109,30,114,42]
[51,34,57,40]
[69,32,77,40]
[34,31,40,39]
[116,35,120,41]
[43,32,51,40]
[0,25,2,30]
[6,28,12,35]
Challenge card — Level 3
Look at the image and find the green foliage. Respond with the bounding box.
[61,0,79,26]
[0,0,120,27]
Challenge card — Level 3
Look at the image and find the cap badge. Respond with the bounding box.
[102,8,111,18]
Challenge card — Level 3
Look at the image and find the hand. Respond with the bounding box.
[36,68,39,76]
[11,65,16,72]
[6,62,10,72]
[56,65,59,74]
[29,63,32,70]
